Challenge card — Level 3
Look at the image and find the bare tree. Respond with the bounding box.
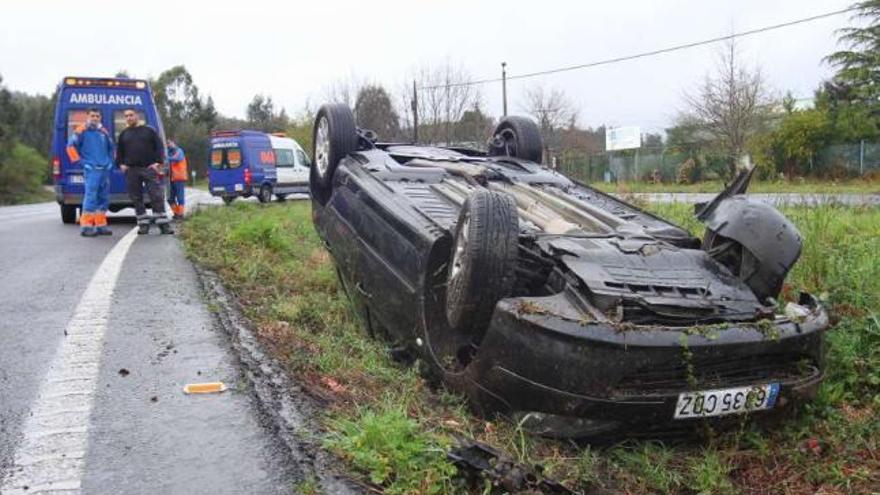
[322,75,365,108]
[399,61,483,144]
[521,84,578,161]
[684,39,771,178]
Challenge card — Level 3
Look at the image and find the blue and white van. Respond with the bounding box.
[208,131,310,203]
[51,76,167,223]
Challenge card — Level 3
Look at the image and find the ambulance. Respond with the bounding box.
[51,76,167,223]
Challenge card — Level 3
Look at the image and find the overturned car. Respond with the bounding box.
[309,103,828,438]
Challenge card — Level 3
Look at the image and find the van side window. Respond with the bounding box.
[113,110,145,140]
[274,149,295,168]
[67,110,89,139]
[295,149,311,168]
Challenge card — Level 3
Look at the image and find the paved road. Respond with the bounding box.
[0,191,301,494]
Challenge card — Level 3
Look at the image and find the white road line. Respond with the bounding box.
[1,227,138,495]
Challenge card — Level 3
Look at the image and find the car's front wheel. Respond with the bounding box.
[489,116,544,163]
[311,103,358,202]
[258,184,273,203]
[446,190,519,336]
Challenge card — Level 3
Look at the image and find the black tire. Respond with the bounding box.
[61,204,78,224]
[446,190,519,335]
[258,184,273,203]
[490,116,544,163]
[222,196,235,205]
[276,194,288,202]
[311,103,358,193]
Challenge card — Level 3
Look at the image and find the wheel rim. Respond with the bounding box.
[315,117,330,177]
[450,215,470,281]
[499,128,518,157]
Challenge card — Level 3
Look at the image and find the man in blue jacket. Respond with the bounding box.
[66,108,115,237]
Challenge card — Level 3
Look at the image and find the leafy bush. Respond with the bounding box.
[0,143,49,205]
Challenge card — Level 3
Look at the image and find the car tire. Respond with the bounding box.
[222,196,235,206]
[490,116,544,163]
[61,204,78,224]
[311,103,358,194]
[258,184,273,203]
[446,190,519,335]
[276,194,287,202]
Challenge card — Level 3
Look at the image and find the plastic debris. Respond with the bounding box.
[183,382,227,394]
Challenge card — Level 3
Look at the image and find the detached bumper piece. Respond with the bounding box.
[449,440,574,494]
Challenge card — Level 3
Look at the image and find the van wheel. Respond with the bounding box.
[311,103,357,198]
[222,197,235,205]
[445,190,519,337]
[61,205,78,224]
[258,184,273,203]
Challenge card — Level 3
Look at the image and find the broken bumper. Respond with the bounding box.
[452,294,828,438]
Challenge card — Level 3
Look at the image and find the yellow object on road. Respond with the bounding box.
[183,382,227,394]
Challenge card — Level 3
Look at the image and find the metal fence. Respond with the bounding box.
[556,142,880,183]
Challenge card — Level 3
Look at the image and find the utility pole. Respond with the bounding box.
[412,79,419,143]
[501,62,508,117]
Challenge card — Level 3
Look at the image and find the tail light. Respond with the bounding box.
[244,168,252,185]
[52,156,61,179]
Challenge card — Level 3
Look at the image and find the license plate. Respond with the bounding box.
[234,184,244,191]
[674,383,779,419]
[212,186,225,192]
[69,175,84,184]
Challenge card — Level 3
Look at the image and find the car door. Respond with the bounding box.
[291,147,310,185]
[273,148,295,185]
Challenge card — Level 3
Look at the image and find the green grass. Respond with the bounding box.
[587,178,880,194]
[182,200,880,494]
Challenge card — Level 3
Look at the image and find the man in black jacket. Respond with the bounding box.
[117,108,173,234]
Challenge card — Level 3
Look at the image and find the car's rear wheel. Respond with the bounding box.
[489,116,544,163]
[446,190,519,336]
[61,204,78,224]
[258,184,273,203]
[311,103,357,195]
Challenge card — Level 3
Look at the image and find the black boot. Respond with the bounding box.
[137,224,150,235]
[159,222,174,235]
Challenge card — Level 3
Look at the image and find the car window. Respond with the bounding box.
[113,110,146,140]
[210,147,242,169]
[295,149,311,168]
[275,149,295,168]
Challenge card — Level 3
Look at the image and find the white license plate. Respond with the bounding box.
[674,383,779,419]
[69,175,84,184]
[212,186,225,192]
[234,184,244,191]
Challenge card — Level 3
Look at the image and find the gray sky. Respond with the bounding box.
[0,0,854,133]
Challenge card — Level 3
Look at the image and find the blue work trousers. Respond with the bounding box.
[82,166,111,213]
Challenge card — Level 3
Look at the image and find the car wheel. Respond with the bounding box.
[258,184,273,203]
[489,116,544,163]
[446,190,519,335]
[222,196,235,206]
[276,194,287,202]
[311,103,357,194]
[61,204,78,224]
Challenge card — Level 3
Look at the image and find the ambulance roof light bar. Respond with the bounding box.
[63,77,147,89]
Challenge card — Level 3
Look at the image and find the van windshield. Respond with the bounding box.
[211,147,242,169]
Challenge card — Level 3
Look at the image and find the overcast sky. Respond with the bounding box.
[0,0,854,133]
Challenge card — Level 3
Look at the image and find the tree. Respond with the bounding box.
[354,84,400,140]
[521,84,578,161]
[246,94,289,132]
[400,61,483,144]
[454,103,494,145]
[750,109,831,178]
[683,39,771,178]
[12,91,54,155]
[825,1,880,109]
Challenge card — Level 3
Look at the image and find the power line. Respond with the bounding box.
[420,6,858,90]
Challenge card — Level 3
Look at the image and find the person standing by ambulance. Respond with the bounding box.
[166,139,188,220]
[67,108,114,237]
[116,108,173,235]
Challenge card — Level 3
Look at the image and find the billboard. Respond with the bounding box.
[606,126,641,151]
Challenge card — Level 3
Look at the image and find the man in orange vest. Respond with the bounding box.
[167,139,188,220]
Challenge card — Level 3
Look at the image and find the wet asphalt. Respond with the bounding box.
[0,194,299,494]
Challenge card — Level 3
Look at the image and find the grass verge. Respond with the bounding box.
[587,178,879,194]
[182,199,880,494]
